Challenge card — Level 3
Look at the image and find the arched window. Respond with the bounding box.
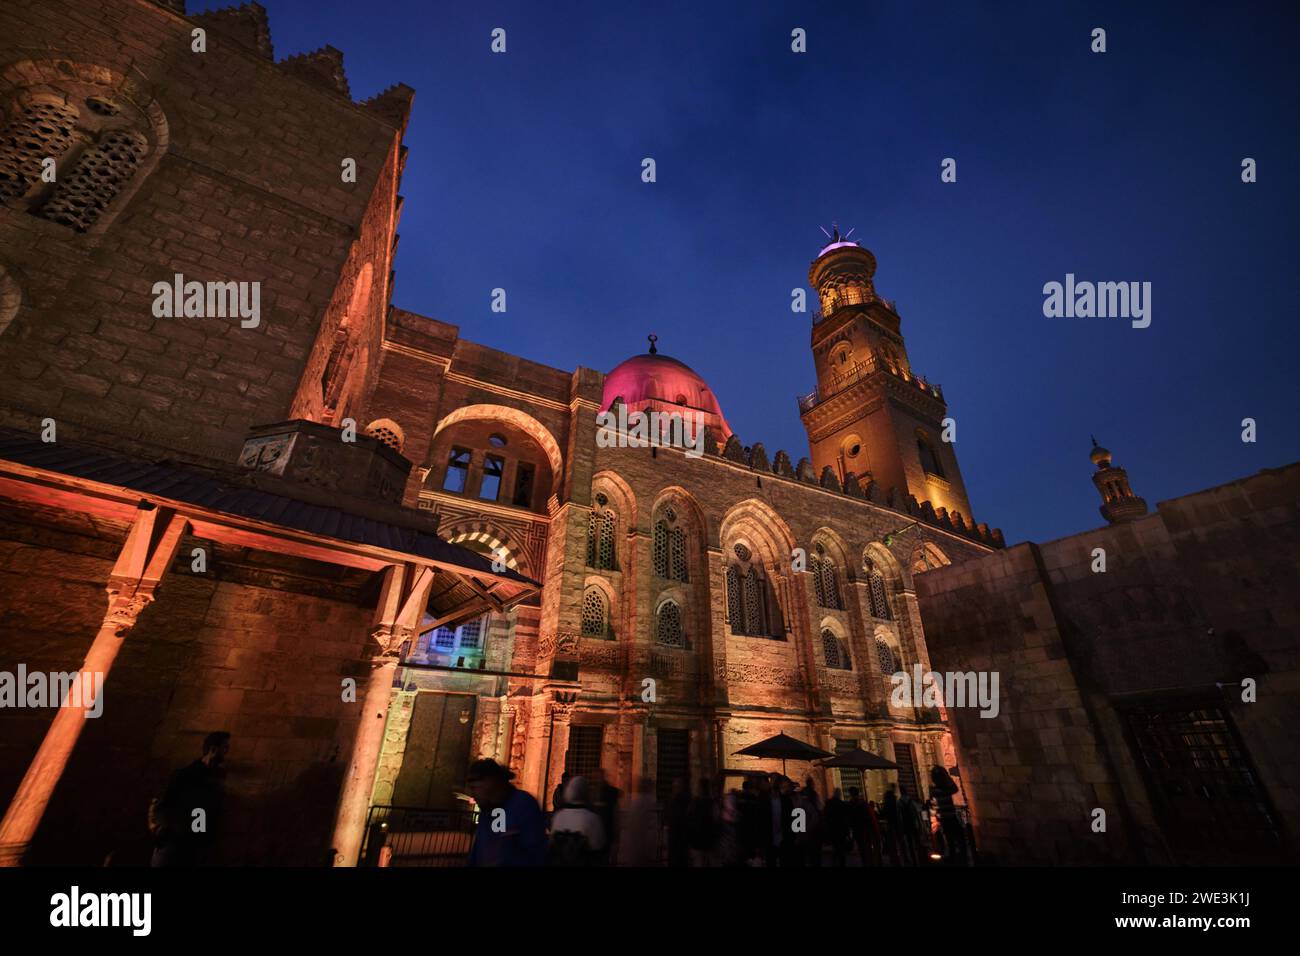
[865,560,892,620]
[656,600,685,648]
[727,543,777,637]
[364,419,406,454]
[586,504,618,571]
[910,542,950,575]
[917,432,946,478]
[652,514,688,582]
[811,549,842,610]
[580,587,608,638]
[0,85,157,232]
[875,636,897,676]
[822,630,850,670]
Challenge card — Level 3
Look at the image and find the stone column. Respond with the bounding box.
[0,507,187,866]
[543,692,577,807]
[331,562,433,867]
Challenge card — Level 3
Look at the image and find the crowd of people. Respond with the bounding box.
[464,757,972,867]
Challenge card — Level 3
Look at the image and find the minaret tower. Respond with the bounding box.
[798,228,975,524]
[1089,437,1148,523]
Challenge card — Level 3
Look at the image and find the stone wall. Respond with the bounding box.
[916,462,1300,864]
[0,0,403,464]
[0,500,376,865]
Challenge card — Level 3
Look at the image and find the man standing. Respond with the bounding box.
[466,759,546,866]
[149,731,230,866]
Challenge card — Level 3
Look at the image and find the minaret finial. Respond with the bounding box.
[1091,435,1098,447]
[647,333,658,355]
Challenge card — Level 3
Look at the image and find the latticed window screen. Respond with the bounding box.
[869,571,892,620]
[742,567,764,636]
[875,636,896,675]
[0,101,79,200]
[653,521,689,582]
[826,564,842,609]
[815,560,842,610]
[38,128,148,232]
[656,601,685,647]
[587,510,617,570]
[433,626,456,650]
[812,557,827,607]
[728,563,771,637]
[822,630,849,670]
[458,618,482,649]
[565,725,604,780]
[580,588,607,637]
[725,566,743,627]
[669,526,687,581]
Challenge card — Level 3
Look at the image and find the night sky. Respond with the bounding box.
[192,0,1300,544]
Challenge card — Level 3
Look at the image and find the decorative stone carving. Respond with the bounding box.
[103,586,155,636]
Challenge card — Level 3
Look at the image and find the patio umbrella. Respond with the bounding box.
[732,732,834,777]
[817,747,899,771]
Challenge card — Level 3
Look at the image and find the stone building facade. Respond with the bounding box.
[915,454,1300,865]
[0,1,1009,865]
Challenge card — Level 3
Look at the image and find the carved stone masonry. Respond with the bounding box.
[103,582,156,637]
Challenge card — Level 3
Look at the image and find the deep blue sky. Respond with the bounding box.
[194,0,1300,544]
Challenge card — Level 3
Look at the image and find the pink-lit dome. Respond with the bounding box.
[601,343,732,441]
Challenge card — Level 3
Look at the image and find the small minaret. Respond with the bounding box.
[1089,437,1148,524]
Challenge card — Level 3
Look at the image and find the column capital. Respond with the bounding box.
[103,581,156,637]
[369,623,415,661]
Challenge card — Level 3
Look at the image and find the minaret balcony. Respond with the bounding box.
[797,357,944,413]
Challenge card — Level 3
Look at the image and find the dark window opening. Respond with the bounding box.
[512,462,536,508]
[442,447,470,493]
[894,743,920,798]
[1123,701,1282,862]
[479,454,504,500]
[656,728,690,805]
[918,437,946,478]
[835,738,864,796]
[564,725,604,784]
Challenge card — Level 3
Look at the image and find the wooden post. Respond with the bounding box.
[330,562,434,866]
[0,505,187,866]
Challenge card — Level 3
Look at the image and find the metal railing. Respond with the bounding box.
[360,805,478,867]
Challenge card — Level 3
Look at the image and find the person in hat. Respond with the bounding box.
[466,759,546,866]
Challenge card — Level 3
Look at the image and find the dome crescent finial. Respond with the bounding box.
[647,333,658,355]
